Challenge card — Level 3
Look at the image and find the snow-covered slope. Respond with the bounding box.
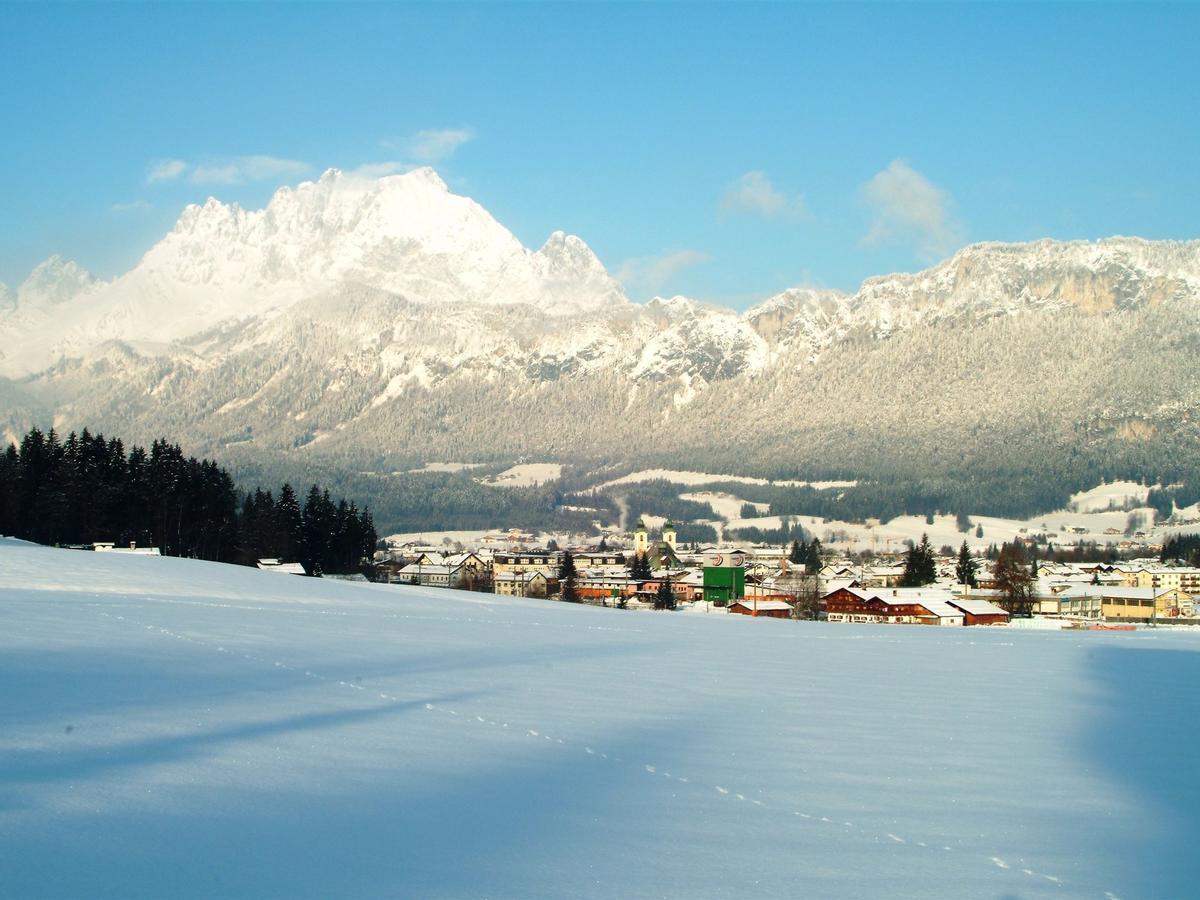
[2,540,1197,898]
[2,169,1199,480]
[0,168,629,375]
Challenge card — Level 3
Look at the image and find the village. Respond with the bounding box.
[363,519,1200,628]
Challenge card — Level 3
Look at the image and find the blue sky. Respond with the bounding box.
[1,1,1196,308]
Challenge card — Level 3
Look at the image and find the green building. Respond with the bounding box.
[703,566,745,605]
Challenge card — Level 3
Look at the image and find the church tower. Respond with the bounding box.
[634,519,649,556]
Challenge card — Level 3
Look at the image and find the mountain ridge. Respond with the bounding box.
[2,170,1199,527]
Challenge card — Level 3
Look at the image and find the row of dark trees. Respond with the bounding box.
[1161,534,1200,566]
[788,538,823,572]
[0,427,376,574]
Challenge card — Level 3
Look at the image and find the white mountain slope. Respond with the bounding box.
[1,168,1198,478]
[3,538,1197,898]
[0,168,628,376]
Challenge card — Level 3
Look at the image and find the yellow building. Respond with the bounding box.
[1064,585,1193,621]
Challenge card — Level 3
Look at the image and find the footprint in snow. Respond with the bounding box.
[528,730,539,737]
[887,834,905,843]
[716,786,729,795]
[585,747,594,754]
[991,857,1010,869]
[645,765,656,773]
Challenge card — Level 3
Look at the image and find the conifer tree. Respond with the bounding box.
[559,550,580,602]
[901,533,937,586]
[654,578,675,610]
[955,540,978,588]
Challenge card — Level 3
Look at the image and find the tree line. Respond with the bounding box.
[0,427,376,574]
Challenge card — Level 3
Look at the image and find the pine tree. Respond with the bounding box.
[559,550,580,602]
[901,533,936,586]
[788,539,804,565]
[955,541,978,588]
[654,578,675,610]
[805,538,823,573]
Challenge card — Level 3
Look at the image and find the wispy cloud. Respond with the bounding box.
[720,171,806,218]
[146,159,187,184]
[383,128,476,162]
[615,249,711,296]
[145,156,312,186]
[860,159,963,258]
[346,160,414,179]
[191,155,311,185]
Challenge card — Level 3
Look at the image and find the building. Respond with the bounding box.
[492,550,560,578]
[494,570,557,598]
[945,595,1010,626]
[94,542,161,556]
[728,599,794,618]
[257,558,306,575]
[1057,585,1192,621]
[633,520,682,569]
[822,586,965,626]
[703,566,745,604]
[573,551,628,574]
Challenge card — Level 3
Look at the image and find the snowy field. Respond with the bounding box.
[590,468,858,492]
[479,463,564,487]
[2,539,1198,899]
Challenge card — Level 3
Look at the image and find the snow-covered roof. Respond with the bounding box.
[948,596,1009,617]
[730,599,794,612]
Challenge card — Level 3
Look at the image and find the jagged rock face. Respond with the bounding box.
[1,168,1198,473]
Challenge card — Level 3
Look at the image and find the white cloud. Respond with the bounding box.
[384,128,476,162]
[861,159,963,258]
[346,161,414,179]
[111,199,151,213]
[720,171,805,218]
[615,250,711,295]
[145,156,312,187]
[190,155,311,185]
[146,159,187,184]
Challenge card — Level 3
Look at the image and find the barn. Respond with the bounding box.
[946,596,1010,626]
[728,599,793,619]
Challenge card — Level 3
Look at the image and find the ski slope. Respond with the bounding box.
[1,538,1197,899]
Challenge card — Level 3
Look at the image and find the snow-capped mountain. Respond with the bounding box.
[0,168,628,376]
[2,169,1198,481]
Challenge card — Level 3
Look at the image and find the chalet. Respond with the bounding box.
[945,595,1010,626]
[822,586,964,626]
[728,599,794,619]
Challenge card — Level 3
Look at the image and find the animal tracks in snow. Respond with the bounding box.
[97,606,1095,897]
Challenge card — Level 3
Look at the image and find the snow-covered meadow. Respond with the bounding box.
[1,538,1197,898]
